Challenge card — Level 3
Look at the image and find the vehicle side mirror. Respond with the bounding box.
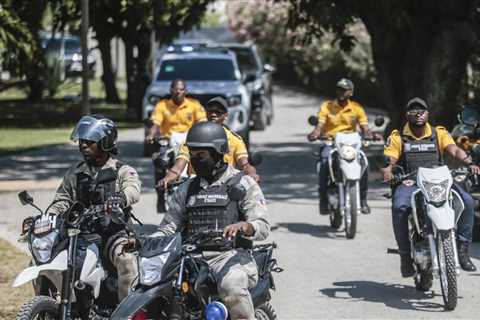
[308,116,319,126]
[374,116,385,127]
[243,73,256,84]
[263,64,275,73]
[249,151,263,167]
[18,191,34,206]
[96,168,117,186]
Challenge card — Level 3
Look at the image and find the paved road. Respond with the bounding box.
[1,86,479,318]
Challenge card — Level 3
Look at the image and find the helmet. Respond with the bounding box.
[186,122,228,155]
[405,97,429,111]
[205,97,229,113]
[336,78,354,91]
[70,115,118,152]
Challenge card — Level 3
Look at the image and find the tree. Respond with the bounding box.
[285,0,480,128]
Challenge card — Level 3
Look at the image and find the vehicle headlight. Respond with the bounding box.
[72,53,81,62]
[340,145,357,161]
[139,253,171,286]
[31,230,59,263]
[227,95,242,107]
[253,79,263,91]
[148,95,161,106]
[422,179,449,206]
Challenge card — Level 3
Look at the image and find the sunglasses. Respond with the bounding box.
[406,109,427,116]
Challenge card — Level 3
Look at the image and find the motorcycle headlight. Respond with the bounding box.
[340,145,357,161]
[422,179,449,206]
[227,95,242,107]
[139,252,171,286]
[31,230,59,263]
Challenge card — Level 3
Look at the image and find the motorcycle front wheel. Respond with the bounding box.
[16,296,59,320]
[255,302,278,320]
[437,230,457,310]
[345,183,358,239]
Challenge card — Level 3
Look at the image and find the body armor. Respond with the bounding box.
[184,172,251,249]
[399,127,443,173]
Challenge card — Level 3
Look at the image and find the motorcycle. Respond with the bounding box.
[110,230,282,320]
[13,168,133,319]
[388,165,465,310]
[308,116,377,239]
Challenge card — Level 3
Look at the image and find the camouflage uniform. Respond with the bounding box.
[49,157,141,300]
[153,165,270,320]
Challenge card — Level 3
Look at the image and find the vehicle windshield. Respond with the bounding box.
[44,38,80,55]
[461,105,480,126]
[157,59,237,81]
[229,48,259,74]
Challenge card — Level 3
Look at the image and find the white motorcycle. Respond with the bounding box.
[13,168,129,319]
[390,165,464,310]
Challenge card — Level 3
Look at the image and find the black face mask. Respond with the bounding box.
[191,156,217,178]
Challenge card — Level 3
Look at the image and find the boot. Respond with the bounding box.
[400,254,415,277]
[458,241,477,272]
[361,199,371,214]
[319,194,329,215]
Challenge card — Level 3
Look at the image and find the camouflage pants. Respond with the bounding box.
[104,232,139,301]
[207,249,258,320]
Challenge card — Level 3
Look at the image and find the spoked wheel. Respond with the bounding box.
[437,230,457,310]
[16,296,59,320]
[345,183,358,239]
[255,302,277,320]
[414,270,433,292]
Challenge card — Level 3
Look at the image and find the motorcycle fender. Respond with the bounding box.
[110,282,172,320]
[426,204,456,230]
[79,244,105,298]
[12,250,68,288]
[339,160,361,180]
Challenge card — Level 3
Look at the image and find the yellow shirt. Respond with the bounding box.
[150,98,206,137]
[177,126,248,166]
[384,123,455,160]
[317,99,368,138]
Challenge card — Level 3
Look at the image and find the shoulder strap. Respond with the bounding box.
[115,159,125,171]
[185,177,202,205]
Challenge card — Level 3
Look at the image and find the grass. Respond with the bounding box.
[0,128,72,155]
[0,239,34,319]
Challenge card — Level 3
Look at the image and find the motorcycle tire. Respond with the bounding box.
[345,184,358,239]
[252,107,268,131]
[16,296,59,320]
[254,302,277,320]
[437,230,457,310]
[414,270,433,292]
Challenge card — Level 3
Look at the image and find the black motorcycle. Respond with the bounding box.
[13,168,134,320]
[110,230,281,320]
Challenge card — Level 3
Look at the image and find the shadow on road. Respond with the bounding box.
[319,280,448,312]
[272,222,345,239]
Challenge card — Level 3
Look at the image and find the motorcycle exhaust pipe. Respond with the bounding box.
[451,229,461,275]
[427,234,439,279]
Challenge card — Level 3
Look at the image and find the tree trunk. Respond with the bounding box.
[97,35,120,103]
[124,40,138,119]
[133,31,152,121]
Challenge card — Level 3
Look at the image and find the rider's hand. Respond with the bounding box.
[223,222,254,239]
[105,192,126,214]
[145,134,155,144]
[363,132,373,140]
[249,173,261,183]
[382,168,394,182]
[468,164,480,175]
[156,175,176,190]
[307,130,320,142]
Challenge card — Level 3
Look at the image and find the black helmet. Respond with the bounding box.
[336,78,354,91]
[70,115,118,152]
[186,122,228,155]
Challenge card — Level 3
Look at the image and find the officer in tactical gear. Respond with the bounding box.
[152,121,270,320]
[382,98,479,277]
[49,115,141,300]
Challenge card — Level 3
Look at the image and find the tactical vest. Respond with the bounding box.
[184,172,252,249]
[399,127,443,173]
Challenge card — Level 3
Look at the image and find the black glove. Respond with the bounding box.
[106,192,127,209]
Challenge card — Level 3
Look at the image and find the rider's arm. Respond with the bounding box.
[231,134,260,181]
[48,168,76,215]
[147,103,164,141]
[193,102,207,123]
[117,165,141,207]
[357,105,372,138]
[381,131,402,181]
[162,159,188,184]
[308,102,328,140]
[236,157,259,181]
[151,181,189,237]
[238,176,270,241]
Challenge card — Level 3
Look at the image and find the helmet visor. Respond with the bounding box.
[70,116,108,143]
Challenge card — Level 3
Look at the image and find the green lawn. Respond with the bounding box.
[0,128,72,155]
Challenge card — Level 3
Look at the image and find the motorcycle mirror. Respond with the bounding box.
[374,116,385,127]
[308,116,319,126]
[18,190,34,206]
[249,151,263,167]
[96,168,117,185]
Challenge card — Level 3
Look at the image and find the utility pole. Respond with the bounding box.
[81,0,90,115]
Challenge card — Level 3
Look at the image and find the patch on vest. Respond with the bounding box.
[404,143,436,152]
[189,194,228,204]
